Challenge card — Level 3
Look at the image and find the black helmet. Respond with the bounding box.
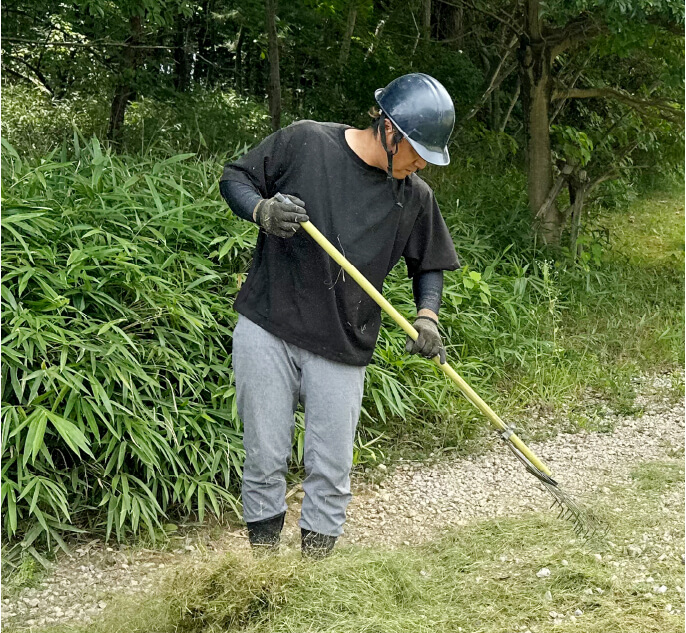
[375,73,455,166]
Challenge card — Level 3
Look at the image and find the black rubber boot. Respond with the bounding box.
[246,512,286,554]
[301,528,337,560]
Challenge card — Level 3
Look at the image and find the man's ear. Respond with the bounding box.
[384,119,403,147]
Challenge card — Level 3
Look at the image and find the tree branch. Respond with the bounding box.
[499,75,520,131]
[1,64,52,94]
[460,34,519,123]
[552,86,685,124]
[536,163,574,219]
[3,37,174,50]
[545,15,604,58]
[549,53,592,124]
[3,53,54,95]
[434,0,522,36]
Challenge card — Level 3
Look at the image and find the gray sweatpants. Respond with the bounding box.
[232,315,366,537]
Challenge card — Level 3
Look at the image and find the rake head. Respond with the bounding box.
[503,439,606,540]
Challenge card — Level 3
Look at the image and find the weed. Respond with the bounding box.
[2,554,42,594]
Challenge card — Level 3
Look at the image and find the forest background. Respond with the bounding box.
[1,0,684,562]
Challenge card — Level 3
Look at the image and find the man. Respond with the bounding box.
[219,73,459,558]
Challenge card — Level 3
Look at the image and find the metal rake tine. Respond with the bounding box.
[504,439,605,539]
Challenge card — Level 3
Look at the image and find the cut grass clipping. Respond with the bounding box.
[41,459,681,633]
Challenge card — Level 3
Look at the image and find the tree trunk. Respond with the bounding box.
[365,17,386,61]
[499,77,520,132]
[491,88,501,130]
[568,170,588,259]
[107,15,142,144]
[518,0,563,245]
[266,0,281,131]
[196,0,211,84]
[235,27,244,93]
[422,0,432,42]
[339,1,357,67]
[174,15,191,92]
[445,3,464,49]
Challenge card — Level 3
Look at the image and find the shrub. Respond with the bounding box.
[1,137,252,554]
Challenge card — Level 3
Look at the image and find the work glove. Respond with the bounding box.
[254,194,309,238]
[405,315,446,364]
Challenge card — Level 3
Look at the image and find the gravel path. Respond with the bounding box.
[342,375,684,547]
[2,373,683,630]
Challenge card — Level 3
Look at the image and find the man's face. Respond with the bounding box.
[384,122,427,178]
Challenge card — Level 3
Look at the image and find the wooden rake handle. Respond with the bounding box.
[297,217,553,477]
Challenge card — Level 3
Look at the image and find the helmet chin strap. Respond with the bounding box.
[379,111,406,208]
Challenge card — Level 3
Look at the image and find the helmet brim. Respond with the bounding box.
[407,138,450,166]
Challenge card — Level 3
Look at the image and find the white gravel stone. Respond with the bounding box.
[537,568,551,578]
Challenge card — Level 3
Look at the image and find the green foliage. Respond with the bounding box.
[551,125,594,167]
[123,90,273,156]
[1,137,252,554]
[0,84,272,158]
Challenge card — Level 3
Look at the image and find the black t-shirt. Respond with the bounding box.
[221,120,459,366]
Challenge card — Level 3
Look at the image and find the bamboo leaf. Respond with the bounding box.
[43,409,93,457]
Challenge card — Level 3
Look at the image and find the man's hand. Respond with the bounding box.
[253,194,309,238]
[405,315,446,364]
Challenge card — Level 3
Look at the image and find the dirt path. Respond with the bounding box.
[2,374,683,631]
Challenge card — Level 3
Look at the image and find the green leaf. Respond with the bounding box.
[43,409,93,457]
[186,274,221,291]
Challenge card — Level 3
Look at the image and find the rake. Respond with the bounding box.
[277,195,603,538]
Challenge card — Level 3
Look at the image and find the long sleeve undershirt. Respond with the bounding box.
[412,270,443,315]
[219,178,260,223]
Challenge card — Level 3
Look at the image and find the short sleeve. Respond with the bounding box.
[403,193,460,278]
[220,126,293,199]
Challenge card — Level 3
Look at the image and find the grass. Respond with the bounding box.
[630,462,686,492]
[561,190,684,372]
[13,457,683,633]
[602,194,685,267]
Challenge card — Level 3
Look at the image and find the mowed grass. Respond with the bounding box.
[503,188,685,422]
[560,190,684,374]
[20,458,683,633]
[603,193,685,267]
